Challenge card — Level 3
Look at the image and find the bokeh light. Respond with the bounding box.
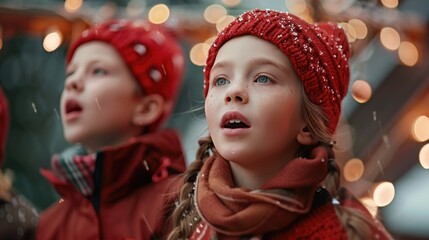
[148,4,170,24]
[373,182,395,207]
[343,158,365,182]
[348,19,368,40]
[412,115,429,142]
[216,15,235,32]
[352,80,372,103]
[381,0,399,8]
[204,4,227,24]
[222,0,241,7]
[285,0,307,14]
[360,196,378,217]
[380,27,401,50]
[64,0,82,13]
[398,41,419,66]
[43,30,62,52]
[190,43,210,66]
[419,143,429,169]
[339,22,357,43]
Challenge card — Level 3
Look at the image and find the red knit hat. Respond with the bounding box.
[67,19,185,131]
[204,9,350,134]
[0,87,9,165]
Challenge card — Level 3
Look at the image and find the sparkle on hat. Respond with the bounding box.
[134,44,147,55]
[150,68,162,82]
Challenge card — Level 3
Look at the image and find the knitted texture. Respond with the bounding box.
[204,9,350,134]
[67,20,185,131]
[0,88,8,165]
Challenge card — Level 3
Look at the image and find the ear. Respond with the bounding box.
[132,94,165,127]
[297,126,318,145]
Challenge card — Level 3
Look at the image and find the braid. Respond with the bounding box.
[167,136,214,240]
[323,148,376,240]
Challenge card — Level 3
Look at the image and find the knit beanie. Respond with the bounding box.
[67,19,185,131]
[0,88,8,165]
[204,9,350,134]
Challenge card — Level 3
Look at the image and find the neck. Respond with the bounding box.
[83,128,142,154]
[228,151,298,190]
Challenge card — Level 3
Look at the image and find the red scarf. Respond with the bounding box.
[194,146,329,237]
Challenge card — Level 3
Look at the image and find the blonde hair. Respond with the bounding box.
[167,88,379,240]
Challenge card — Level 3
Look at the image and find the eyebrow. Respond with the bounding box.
[247,58,294,75]
[211,57,294,75]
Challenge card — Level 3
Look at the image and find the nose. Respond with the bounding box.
[225,81,248,104]
[64,73,83,92]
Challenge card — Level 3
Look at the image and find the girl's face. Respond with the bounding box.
[61,41,143,152]
[205,35,306,169]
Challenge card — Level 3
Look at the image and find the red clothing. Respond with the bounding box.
[36,130,185,240]
[190,190,391,240]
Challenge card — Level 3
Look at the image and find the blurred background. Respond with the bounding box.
[0,0,428,239]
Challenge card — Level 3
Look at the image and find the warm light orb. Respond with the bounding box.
[204,4,227,24]
[43,31,63,52]
[285,0,307,14]
[190,43,210,66]
[348,19,368,39]
[343,158,365,182]
[412,115,429,142]
[222,0,241,7]
[373,182,395,207]
[148,4,170,24]
[65,0,82,13]
[352,80,372,103]
[339,22,357,43]
[398,41,419,66]
[380,27,400,50]
[419,143,429,169]
[216,15,235,32]
[360,197,378,217]
[381,0,399,8]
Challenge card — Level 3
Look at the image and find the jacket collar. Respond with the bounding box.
[41,129,186,204]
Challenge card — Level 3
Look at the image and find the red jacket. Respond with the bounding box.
[36,130,185,240]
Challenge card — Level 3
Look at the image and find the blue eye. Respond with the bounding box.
[93,68,107,75]
[215,77,230,86]
[255,75,271,83]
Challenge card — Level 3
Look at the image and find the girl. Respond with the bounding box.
[36,20,186,240]
[167,9,392,239]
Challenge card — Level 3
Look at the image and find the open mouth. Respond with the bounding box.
[223,119,250,129]
[221,112,251,129]
[65,100,83,114]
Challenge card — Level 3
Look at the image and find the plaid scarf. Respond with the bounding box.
[51,146,96,196]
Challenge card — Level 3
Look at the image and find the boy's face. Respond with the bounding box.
[61,41,143,152]
[205,35,305,170]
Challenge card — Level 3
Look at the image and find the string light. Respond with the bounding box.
[381,0,399,9]
[419,143,429,169]
[360,197,378,217]
[127,0,146,17]
[348,19,368,40]
[64,0,82,13]
[372,182,395,207]
[216,15,235,32]
[412,115,429,142]
[398,41,419,66]
[343,158,365,182]
[351,80,372,103]
[190,43,210,66]
[285,0,307,15]
[222,0,241,8]
[43,29,62,52]
[204,4,227,24]
[148,4,170,24]
[380,27,401,50]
